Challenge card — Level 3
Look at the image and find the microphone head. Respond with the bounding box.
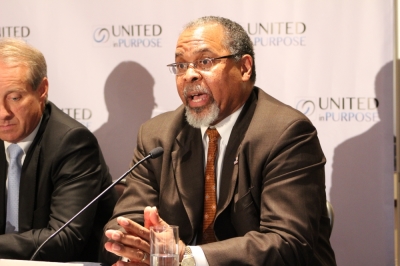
[149,147,164,159]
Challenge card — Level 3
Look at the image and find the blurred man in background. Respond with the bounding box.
[0,38,117,261]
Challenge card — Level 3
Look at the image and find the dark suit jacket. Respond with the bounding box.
[0,102,117,262]
[102,87,336,265]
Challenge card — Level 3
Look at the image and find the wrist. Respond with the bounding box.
[179,241,186,262]
[180,246,196,266]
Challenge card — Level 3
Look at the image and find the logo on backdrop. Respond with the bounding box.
[296,99,315,116]
[92,24,162,48]
[246,22,306,47]
[93,28,110,43]
[296,97,379,122]
[0,26,30,38]
[61,108,93,129]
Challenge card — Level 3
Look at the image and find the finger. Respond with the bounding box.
[144,206,169,228]
[178,240,186,262]
[105,229,148,250]
[105,229,124,242]
[105,242,150,265]
[105,230,150,255]
[148,206,165,226]
[117,217,151,242]
[106,229,148,248]
[105,229,149,253]
[144,206,152,229]
[125,249,149,265]
[104,241,123,257]
[113,259,148,266]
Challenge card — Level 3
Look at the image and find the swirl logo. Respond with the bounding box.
[93,28,110,43]
[296,99,315,116]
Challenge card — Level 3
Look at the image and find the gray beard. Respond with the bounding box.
[185,101,219,128]
[183,84,220,128]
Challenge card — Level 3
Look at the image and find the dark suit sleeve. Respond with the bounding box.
[202,119,334,266]
[100,123,163,264]
[0,127,110,261]
[100,105,334,265]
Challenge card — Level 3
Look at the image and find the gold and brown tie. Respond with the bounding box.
[201,127,220,244]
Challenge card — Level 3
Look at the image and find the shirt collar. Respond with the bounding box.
[201,105,244,146]
[4,116,43,161]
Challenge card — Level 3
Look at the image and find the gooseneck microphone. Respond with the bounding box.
[30,147,164,261]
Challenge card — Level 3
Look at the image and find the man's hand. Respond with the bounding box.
[144,206,186,262]
[104,206,186,265]
[104,216,150,265]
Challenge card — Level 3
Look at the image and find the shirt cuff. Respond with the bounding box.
[189,245,209,266]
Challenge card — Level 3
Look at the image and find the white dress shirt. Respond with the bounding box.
[4,117,42,191]
[190,105,244,266]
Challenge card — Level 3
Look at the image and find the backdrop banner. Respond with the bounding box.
[1,1,394,265]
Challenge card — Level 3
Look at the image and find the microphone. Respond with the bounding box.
[30,147,164,261]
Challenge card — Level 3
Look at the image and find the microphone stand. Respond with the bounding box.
[30,148,163,260]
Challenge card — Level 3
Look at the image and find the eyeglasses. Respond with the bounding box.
[167,54,240,75]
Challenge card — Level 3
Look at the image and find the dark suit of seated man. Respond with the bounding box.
[101,16,336,265]
[0,38,117,262]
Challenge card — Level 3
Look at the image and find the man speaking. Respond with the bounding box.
[102,16,335,265]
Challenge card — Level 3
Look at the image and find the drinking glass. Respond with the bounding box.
[150,225,179,266]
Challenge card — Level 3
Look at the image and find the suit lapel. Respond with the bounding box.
[18,104,50,232]
[172,124,204,233]
[0,141,6,233]
[216,90,257,217]
[18,146,40,232]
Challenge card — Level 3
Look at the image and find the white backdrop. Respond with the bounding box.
[1,1,394,265]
